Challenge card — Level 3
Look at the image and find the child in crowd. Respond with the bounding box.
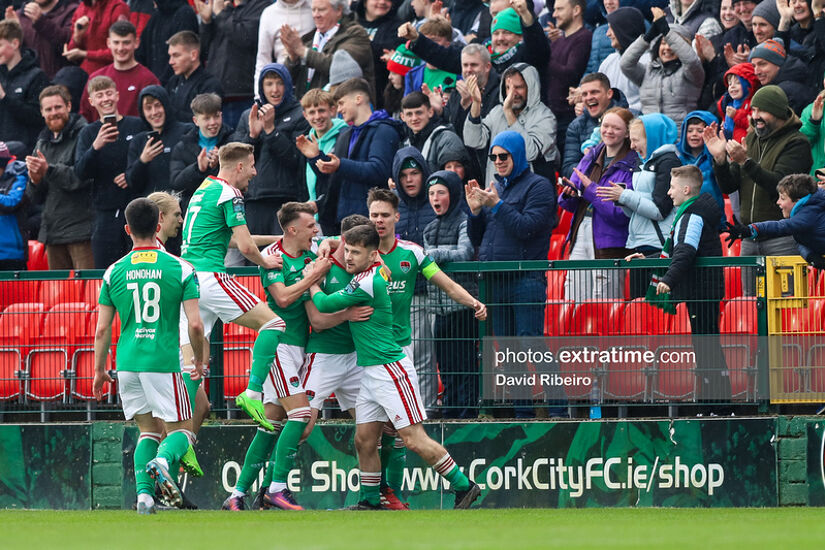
[717,62,759,142]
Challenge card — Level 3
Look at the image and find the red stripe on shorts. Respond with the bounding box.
[215,273,256,312]
[302,353,316,387]
[172,373,183,421]
[389,361,423,424]
[383,362,417,425]
[274,352,291,398]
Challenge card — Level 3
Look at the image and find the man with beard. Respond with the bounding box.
[748,37,815,119]
[26,85,94,269]
[706,85,811,273]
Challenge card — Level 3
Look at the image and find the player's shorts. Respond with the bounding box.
[118,371,192,423]
[402,344,413,364]
[302,351,361,412]
[180,272,261,346]
[355,355,427,430]
[263,344,306,405]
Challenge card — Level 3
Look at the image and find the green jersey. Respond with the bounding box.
[99,246,200,373]
[312,264,404,366]
[259,240,316,348]
[305,258,355,354]
[181,176,246,272]
[380,239,441,346]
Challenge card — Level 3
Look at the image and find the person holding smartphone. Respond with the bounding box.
[125,85,192,253]
[74,75,146,269]
[559,106,638,302]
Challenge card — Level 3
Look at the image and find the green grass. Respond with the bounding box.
[3,508,825,550]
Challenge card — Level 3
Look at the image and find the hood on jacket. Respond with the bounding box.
[668,0,704,21]
[677,110,717,158]
[434,132,473,171]
[53,66,89,115]
[258,63,294,109]
[640,113,678,163]
[723,62,760,103]
[137,85,173,130]
[606,7,646,52]
[490,130,528,182]
[392,146,431,205]
[8,48,40,76]
[499,63,542,111]
[426,169,463,218]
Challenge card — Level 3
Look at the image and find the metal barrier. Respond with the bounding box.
[0,257,775,420]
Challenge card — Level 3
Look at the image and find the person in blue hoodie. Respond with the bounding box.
[466,130,558,417]
[727,173,825,267]
[308,77,403,235]
[596,112,681,297]
[0,142,28,270]
[676,110,725,228]
[234,63,310,235]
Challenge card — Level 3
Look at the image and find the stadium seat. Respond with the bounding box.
[71,309,120,401]
[546,270,566,301]
[26,302,91,401]
[0,303,45,401]
[82,279,102,308]
[223,322,257,401]
[619,298,672,335]
[26,240,49,271]
[568,300,625,336]
[544,300,574,337]
[0,279,40,311]
[720,298,759,400]
[724,343,755,401]
[548,234,566,261]
[670,303,693,334]
[604,344,651,401]
[724,267,743,300]
[720,298,757,334]
[38,279,85,309]
[721,234,740,257]
[553,207,572,237]
[653,340,696,401]
[723,197,733,222]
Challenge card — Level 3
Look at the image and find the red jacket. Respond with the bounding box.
[68,0,131,75]
[716,62,760,143]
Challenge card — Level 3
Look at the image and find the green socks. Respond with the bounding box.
[359,471,381,506]
[269,408,311,488]
[235,428,278,494]
[434,454,470,491]
[247,321,283,392]
[134,433,160,496]
[156,430,191,466]
[380,435,406,494]
[261,421,285,488]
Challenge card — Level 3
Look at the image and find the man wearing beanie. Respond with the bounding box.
[325,50,363,91]
[398,0,549,87]
[598,6,648,112]
[751,0,780,42]
[707,85,811,274]
[749,37,815,115]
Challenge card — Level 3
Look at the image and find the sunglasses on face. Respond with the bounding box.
[488,153,510,162]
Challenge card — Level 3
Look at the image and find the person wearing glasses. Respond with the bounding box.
[465,130,558,418]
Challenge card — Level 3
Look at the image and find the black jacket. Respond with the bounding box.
[135,0,199,85]
[771,55,818,117]
[169,123,235,210]
[234,63,310,203]
[74,115,147,210]
[661,192,724,302]
[126,85,193,194]
[200,0,269,98]
[354,0,403,109]
[392,146,435,247]
[28,114,92,245]
[165,65,225,124]
[0,48,49,150]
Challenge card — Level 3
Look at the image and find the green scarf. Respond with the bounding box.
[645,196,699,314]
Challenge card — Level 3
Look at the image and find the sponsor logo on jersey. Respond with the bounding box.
[290,376,299,387]
[345,280,360,294]
[306,390,315,401]
[387,280,406,291]
[399,260,411,273]
[131,251,158,264]
[378,265,391,281]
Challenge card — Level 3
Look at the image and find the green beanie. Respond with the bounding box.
[423,67,457,92]
[751,85,791,120]
[491,8,523,35]
[401,158,421,171]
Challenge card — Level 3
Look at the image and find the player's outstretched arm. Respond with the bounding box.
[183,298,206,379]
[429,271,487,320]
[228,234,282,248]
[231,224,281,270]
[92,305,116,400]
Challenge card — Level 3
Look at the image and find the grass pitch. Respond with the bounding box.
[2,508,825,550]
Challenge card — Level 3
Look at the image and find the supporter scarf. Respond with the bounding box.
[645,195,699,314]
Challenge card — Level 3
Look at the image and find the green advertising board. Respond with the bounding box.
[118,419,777,510]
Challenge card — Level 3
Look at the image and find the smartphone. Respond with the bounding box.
[254,98,264,108]
[102,115,117,126]
[147,131,161,142]
[560,178,580,196]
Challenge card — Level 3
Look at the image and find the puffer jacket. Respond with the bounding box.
[464,63,558,185]
[28,114,92,245]
[751,189,825,262]
[423,170,477,315]
[559,141,639,250]
[665,0,722,38]
[0,160,29,261]
[234,63,310,203]
[617,113,682,250]
[392,146,435,247]
[620,23,704,130]
[402,119,465,173]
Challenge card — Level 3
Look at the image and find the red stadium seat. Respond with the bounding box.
[223,322,256,401]
[71,309,120,401]
[0,303,45,400]
[721,234,740,257]
[38,279,85,309]
[26,302,91,401]
[544,301,574,337]
[82,279,102,308]
[670,303,693,334]
[653,339,697,401]
[568,300,625,336]
[553,207,573,236]
[720,298,757,334]
[26,241,49,271]
[548,234,566,261]
[724,267,743,300]
[604,345,651,401]
[619,298,672,335]
[546,270,566,302]
[0,279,40,311]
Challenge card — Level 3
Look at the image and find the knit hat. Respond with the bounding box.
[750,85,791,119]
[401,157,422,171]
[423,67,457,92]
[0,142,12,168]
[751,0,780,29]
[327,50,362,88]
[490,8,523,35]
[387,44,422,76]
[606,7,646,52]
[749,38,787,67]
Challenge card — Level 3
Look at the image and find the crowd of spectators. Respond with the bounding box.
[2,0,825,414]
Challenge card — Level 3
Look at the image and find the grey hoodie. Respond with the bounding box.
[464,63,559,185]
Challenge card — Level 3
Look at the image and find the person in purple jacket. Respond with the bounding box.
[559,106,638,301]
